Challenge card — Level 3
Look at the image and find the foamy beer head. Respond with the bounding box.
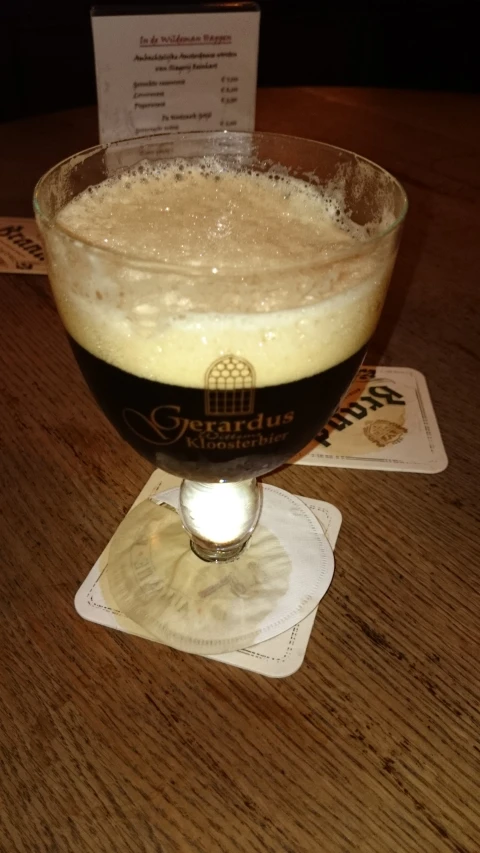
[34,133,407,480]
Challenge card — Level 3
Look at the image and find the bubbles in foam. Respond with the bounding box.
[57,157,381,268]
[50,158,396,388]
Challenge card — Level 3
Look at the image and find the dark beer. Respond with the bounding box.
[69,336,365,481]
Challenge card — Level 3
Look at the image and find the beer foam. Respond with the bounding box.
[50,160,397,387]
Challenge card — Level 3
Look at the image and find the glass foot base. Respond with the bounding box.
[190,539,248,563]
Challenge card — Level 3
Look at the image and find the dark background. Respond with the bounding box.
[1,0,478,123]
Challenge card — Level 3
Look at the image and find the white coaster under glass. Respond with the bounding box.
[75,470,341,677]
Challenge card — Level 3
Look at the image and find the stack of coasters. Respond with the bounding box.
[75,470,341,677]
[292,367,448,473]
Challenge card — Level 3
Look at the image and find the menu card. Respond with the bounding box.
[91,3,260,143]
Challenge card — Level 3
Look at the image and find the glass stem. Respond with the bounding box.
[179,479,261,562]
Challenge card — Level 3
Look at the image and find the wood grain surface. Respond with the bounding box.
[1,88,479,853]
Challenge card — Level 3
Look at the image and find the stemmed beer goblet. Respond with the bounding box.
[34,132,407,562]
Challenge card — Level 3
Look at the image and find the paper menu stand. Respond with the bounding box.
[91,3,260,144]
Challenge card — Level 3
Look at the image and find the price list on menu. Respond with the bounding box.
[92,3,260,143]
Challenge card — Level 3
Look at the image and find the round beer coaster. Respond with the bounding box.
[103,486,334,655]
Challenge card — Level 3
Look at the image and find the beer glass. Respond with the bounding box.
[34,132,407,562]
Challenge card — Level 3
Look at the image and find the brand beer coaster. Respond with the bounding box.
[75,469,340,675]
[292,366,448,473]
[0,217,47,274]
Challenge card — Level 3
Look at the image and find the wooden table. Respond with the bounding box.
[1,89,479,853]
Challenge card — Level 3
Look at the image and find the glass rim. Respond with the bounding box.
[33,130,409,276]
